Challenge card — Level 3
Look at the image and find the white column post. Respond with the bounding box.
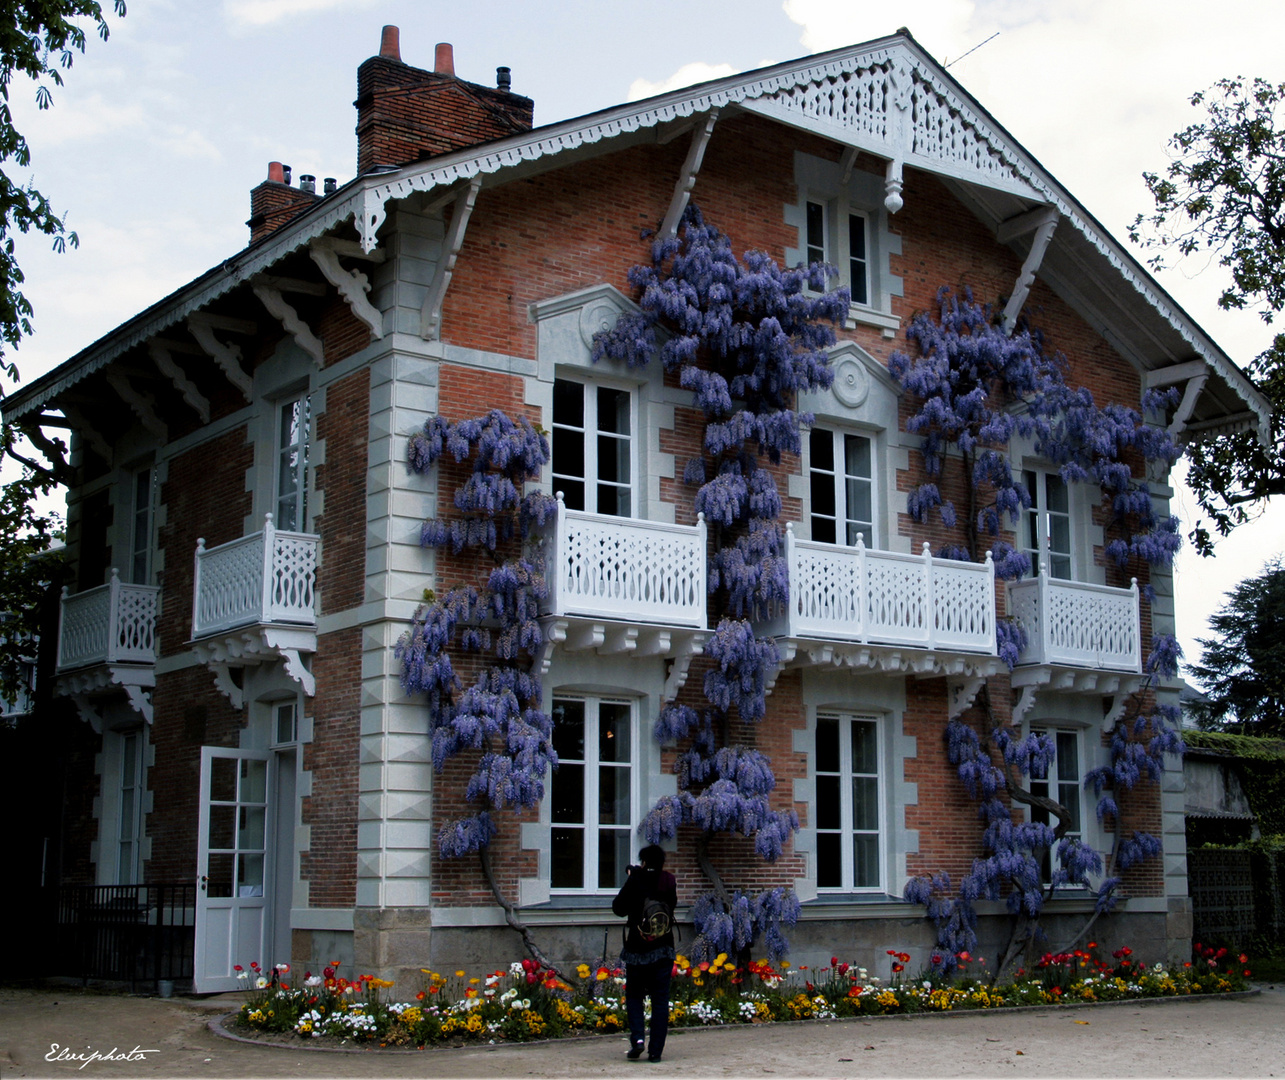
[261,513,276,623]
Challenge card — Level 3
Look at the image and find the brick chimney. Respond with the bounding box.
[248,161,319,243]
[355,26,534,175]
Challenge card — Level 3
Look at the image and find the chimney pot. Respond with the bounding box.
[268,161,285,183]
[282,164,293,185]
[299,174,316,194]
[496,66,511,92]
[323,177,337,195]
[434,42,454,76]
[379,24,401,61]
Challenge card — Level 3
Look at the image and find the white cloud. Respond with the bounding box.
[628,62,741,102]
[223,0,374,30]
[782,0,979,59]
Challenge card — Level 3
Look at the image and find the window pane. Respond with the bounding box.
[845,478,872,528]
[119,789,135,836]
[598,387,630,436]
[238,806,266,851]
[1045,474,1069,514]
[817,832,841,887]
[551,764,584,823]
[806,201,825,264]
[810,428,834,471]
[276,703,297,744]
[122,734,138,787]
[551,828,583,889]
[557,478,586,511]
[816,775,841,829]
[210,757,237,802]
[853,834,878,888]
[599,765,630,826]
[206,853,234,898]
[553,380,583,428]
[844,521,873,547]
[851,776,879,830]
[848,215,868,305]
[816,717,839,763]
[850,721,878,774]
[552,700,585,760]
[240,759,267,804]
[598,829,630,889]
[208,805,235,851]
[844,434,871,478]
[1049,515,1071,557]
[599,703,630,762]
[238,853,264,896]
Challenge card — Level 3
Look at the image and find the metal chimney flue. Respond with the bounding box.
[497,66,511,92]
[299,174,316,194]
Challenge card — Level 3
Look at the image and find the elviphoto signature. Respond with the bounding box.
[45,1044,160,1070]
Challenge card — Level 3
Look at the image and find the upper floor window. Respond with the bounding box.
[805,199,871,307]
[1029,728,1084,883]
[552,379,633,517]
[550,695,636,892]
[129,467,155,586]
[117,729,145,885]
[1021,469,1072,579]
[815,713,882,891]
[276,395,311,531]
[810,428,874,547]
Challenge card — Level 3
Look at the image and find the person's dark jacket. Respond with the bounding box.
[612,866,677,957]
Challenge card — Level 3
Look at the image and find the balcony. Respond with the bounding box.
[540,494,708,699]
[1007,570,1141,674]
[760,525,999,679]
[54,569,159,724]
[190,514,318,704]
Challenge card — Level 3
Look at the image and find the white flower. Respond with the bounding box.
[304,975,322,988]
[255,977,268,989]
[236,971,248,982]
[510,962,525,977]
[500,988,517,1002]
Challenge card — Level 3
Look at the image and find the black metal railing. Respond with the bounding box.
[56,883,195,991]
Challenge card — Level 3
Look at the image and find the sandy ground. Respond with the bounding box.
[1,982,1283,1079]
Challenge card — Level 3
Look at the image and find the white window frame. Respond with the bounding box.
[116,729,146,885]
[1028,727,1087,886]
[128,466,156,586]
[803,198,873,309]
[548,694,639,894]
[551,377,636,518]
[807,426,877,548]
[274,394,311,532]
[271,700,299,747]
[814,712,885,893]
[1021,467,1074,580]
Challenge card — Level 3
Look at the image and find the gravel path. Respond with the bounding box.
[2,983,1282,1078]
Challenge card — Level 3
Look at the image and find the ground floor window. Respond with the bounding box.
[815,713,882,891]
[550,695,636,892]
[1029,728,1084,882]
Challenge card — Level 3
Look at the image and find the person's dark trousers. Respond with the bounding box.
[624,957,672,1059]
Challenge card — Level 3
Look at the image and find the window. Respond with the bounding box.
[1029,728,1084,882]
[273,701,298,745]
[815,713,882,891]
[805,200,870,307]
[1021,469,1072,579]
[809,428,874,547]
[551,379,633,516]
[550,696,635,891]
[129,467,155,585]
[117,730,145,884]
[275,395,311,531]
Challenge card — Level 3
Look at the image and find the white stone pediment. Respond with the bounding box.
[799,341,900,427]
[532,283,659,375]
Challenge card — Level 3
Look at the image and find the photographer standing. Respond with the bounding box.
[611,844,677,1063]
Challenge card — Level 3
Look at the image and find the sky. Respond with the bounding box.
[3,0,1284,673]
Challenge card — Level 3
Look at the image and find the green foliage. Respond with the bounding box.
[1130,77,1285,552]
[1187,560,1285,736]
[0,0,126,387]
[0,449,64,708]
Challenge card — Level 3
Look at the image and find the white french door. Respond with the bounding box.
[194,747,272,992]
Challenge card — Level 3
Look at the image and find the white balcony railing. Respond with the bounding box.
[192,514,318,639]
[763,525,997,653]
[56,570,160,671]
[1007,568,1141,673]
[545,495,707,628]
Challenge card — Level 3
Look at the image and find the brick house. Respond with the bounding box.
[2,26,1269,992]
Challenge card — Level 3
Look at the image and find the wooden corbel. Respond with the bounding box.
[998,206,1059,334]
[421,176,482,341]
[187,314,254,401]
[660,109,719,239]
[309,236,387,339]
[148,342,210,423]
[105,369,168,442]
[251,276,325,367]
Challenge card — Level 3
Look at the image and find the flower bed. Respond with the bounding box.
[232,944,1252,1048]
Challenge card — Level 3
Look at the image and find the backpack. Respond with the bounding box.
[638,895,673,941]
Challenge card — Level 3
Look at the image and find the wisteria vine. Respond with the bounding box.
[594,205,848,959]
[396,410,560,965]
[892,288,1185,976]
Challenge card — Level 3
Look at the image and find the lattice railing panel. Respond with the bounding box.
[784,533,994,653]
[549,505,706,627]
[193,519,318,638]
[58,575,159,670]
[1008,575,1140,672]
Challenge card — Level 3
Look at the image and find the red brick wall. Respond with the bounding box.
[314,365,370,616]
